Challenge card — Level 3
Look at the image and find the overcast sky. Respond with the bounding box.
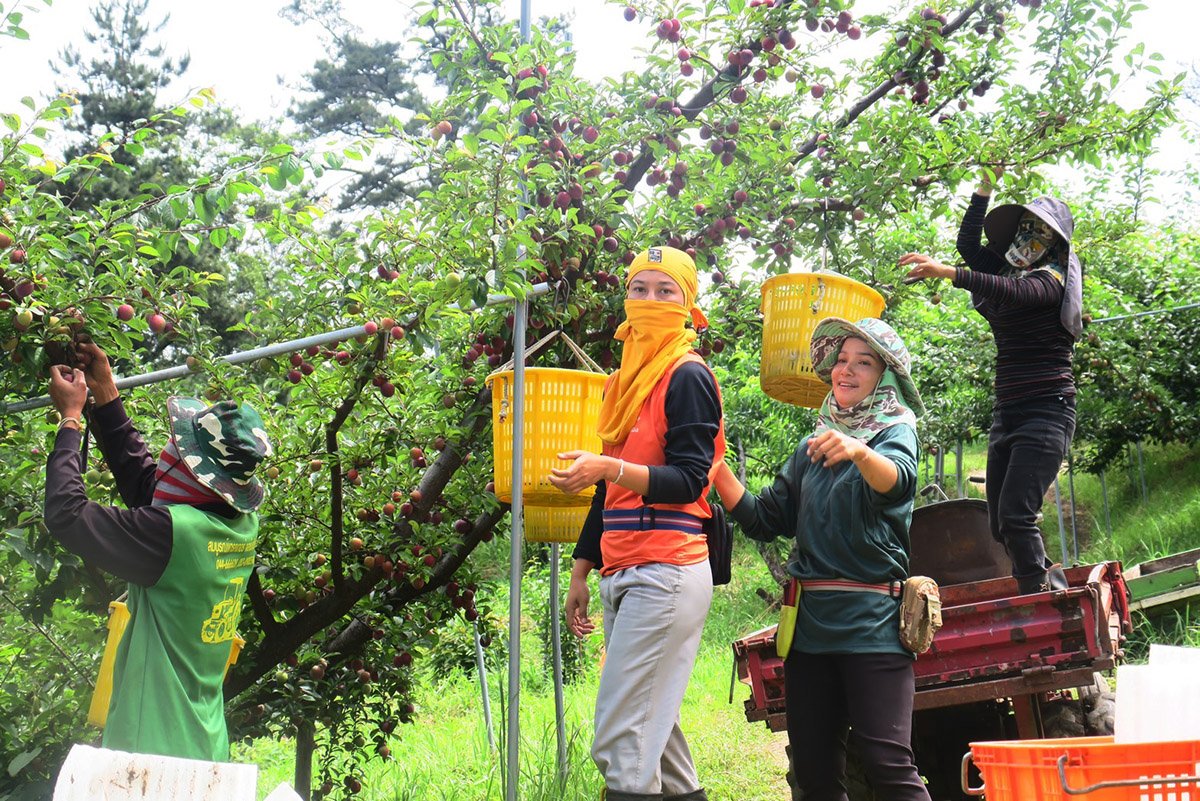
[0,0,1194,123]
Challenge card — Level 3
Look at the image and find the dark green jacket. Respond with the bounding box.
[731,425,918,655]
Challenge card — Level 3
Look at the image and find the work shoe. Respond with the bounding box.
[1016,564,1069,595]
[664,790,708,801]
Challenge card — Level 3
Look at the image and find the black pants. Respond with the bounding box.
[785,652,931,801]
[986,395,1076,581]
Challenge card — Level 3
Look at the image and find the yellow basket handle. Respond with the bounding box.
[486,329,605,380]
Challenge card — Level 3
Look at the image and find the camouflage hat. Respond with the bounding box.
[167,397,273,512]
[809,317,925,417]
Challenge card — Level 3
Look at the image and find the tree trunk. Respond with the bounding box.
[294,719,315,801]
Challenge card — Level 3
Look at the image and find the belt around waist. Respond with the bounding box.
[602,508,704,534]
[800,578,902,598]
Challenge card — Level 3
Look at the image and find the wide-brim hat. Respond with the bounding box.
[983,196,1074,254]
[167,397,272,513]
[810,317,925,417]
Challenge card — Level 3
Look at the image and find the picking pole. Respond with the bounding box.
[0,283,553,416]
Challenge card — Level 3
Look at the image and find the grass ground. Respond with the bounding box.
[240,442,1200,800]
[239,546,792,800]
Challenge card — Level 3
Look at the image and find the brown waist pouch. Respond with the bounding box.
[898,576,942,654]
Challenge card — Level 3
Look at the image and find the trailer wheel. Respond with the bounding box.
[1041,696,1087,738]
[1081,672,1116,735]
[1041,673,1116,738]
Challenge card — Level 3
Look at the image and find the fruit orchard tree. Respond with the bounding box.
[0,0,1182,796]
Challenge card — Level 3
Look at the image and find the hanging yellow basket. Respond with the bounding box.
[523,503,591,544]
[487,331,607,508]
[759,272,885,409]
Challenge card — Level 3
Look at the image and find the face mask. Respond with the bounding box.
[1005,213,1058,269]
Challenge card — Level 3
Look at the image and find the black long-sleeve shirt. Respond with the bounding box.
[571,360,722,567]
[44,398,235,587]
[954,193,1075,407]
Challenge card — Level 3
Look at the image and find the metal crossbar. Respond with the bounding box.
[0,282,553,416]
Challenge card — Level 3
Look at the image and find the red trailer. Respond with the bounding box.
[731,499,1131,800]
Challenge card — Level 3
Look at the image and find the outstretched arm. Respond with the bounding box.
[45,367,171,586]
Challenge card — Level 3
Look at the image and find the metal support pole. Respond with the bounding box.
[1053,475,1069,566]
[1098,469,1113,539]
[0,283,553,415]
[550,541,567,784]
[955,441,964,499]
[1135,440,1148,505]
[1066,450,1079,563]
[506,6,533,801]
[506,309,527,801]
[1126,444,1137,500]
[473,619,495,750]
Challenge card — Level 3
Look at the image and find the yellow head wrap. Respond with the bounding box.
[597,247,708,446]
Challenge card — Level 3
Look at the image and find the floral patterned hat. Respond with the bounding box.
[809,317,925,417]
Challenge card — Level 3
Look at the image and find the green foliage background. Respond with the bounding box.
[0,0,1197,797]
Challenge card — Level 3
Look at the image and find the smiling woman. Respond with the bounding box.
[711,316,929,800]
[830,337,886,410]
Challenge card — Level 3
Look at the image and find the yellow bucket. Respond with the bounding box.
[88,601,247,728]
[488,367,607,507]
[523,503,590,544]
[759,273,885,408]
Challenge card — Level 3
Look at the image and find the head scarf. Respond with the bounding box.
[983,196,1083,340]
[152,438,226,507]
[596,246,704,446]
[814,369,919,442]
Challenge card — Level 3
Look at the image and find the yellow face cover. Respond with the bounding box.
[596,247,706,446]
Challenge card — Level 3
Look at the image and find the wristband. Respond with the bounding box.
[613,459,625,485]
[57,416,82,431]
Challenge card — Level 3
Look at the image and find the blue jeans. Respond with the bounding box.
[986,395,1076,581]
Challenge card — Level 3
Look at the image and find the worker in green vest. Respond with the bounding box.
[44,341,272,762]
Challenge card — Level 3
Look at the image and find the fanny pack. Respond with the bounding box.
[898,576,942,654]
[773,575,942,657]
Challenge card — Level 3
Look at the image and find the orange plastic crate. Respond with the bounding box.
[968,736,1200,800]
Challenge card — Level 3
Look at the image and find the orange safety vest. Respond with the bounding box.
[599,352,726,576]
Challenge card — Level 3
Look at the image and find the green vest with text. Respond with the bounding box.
[103,504,258,761]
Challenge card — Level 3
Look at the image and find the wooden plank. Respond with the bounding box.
[1126,559,1200,602]
[1130,583,1200,614]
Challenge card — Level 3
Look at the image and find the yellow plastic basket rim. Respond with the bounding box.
[486,366,608,386]
[759,271,886,304]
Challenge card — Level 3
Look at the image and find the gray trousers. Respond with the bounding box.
[593,561,712,797]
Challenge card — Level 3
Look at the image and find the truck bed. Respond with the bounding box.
[733,561,1130,732]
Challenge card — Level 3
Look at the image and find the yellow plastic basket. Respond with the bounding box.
[523,503,591,544]
[488,367,607,507]
[88,601,246,728]
[759,272,885,408]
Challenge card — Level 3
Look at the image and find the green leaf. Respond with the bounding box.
[7,747,41,777]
